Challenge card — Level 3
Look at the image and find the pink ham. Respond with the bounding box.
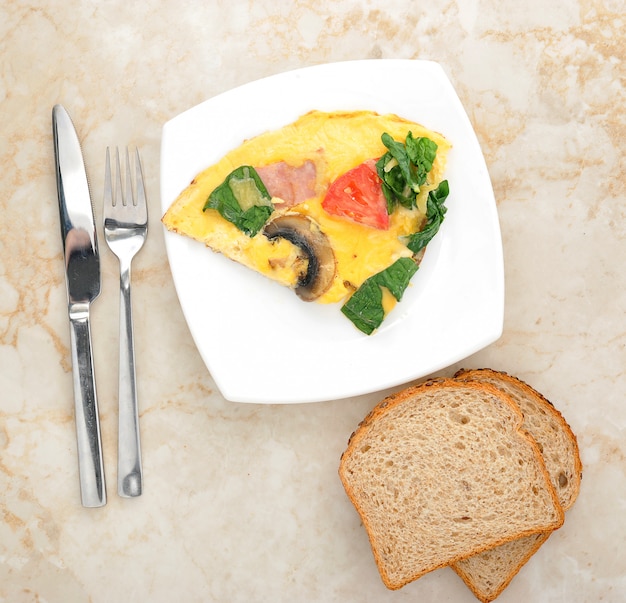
[255,160,317,207]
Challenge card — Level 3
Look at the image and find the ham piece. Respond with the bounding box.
[255,160,317,207]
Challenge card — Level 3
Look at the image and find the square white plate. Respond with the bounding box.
[160,59,504,404]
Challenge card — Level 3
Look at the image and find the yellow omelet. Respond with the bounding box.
[162,110,450,333]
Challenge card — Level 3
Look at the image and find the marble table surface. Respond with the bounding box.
[1,1,624,602]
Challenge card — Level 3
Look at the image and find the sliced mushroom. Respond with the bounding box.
[263,214,336,301]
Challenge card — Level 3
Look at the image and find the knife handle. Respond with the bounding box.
[69,302,107,507]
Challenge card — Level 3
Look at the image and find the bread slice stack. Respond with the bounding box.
[450,369,582,601]
[339,370,581,602]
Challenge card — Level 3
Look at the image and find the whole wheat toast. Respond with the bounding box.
[451,369,582,603]
[338,378,565,590]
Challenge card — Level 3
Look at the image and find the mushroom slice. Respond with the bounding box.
[263,214,336,301]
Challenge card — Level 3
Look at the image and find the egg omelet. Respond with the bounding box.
[162,110,450,333]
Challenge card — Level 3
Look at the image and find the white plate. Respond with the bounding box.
[160,60,504,404]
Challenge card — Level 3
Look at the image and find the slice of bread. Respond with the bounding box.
[338,379,565,590]
[451,369,582,603]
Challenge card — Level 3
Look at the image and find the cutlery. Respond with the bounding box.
[103,147,148,498]
[52,104,106,507]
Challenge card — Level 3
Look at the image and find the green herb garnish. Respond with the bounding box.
[406,179,449,254]
[376,132,438,212]
[341,257,419,335]
[203,166,273,236]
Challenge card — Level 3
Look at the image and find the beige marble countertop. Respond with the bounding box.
[1,1,625,601]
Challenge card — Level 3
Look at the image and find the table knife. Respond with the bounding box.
[52,104,106,507]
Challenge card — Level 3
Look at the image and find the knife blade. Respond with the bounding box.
[52,104,106,507]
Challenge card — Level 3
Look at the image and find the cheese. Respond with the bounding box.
[162,110,450,305]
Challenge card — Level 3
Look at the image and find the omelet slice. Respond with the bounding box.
[162,110,450,333]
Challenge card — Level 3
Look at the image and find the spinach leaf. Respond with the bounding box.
[203,166,273,237]
[341,279,385,336]
[341,257,419,335]
[376,131,439,213]
[406,180,449,254]
[381,133,416,191]
[405,133,438,187]
[377,161,412,212]
[238,205,274,236]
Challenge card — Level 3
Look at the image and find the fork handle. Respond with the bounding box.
[117,259,143,497]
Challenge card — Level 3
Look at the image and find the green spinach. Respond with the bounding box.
[203,166,273,236]
[406,180,449,254]
[376,132,438,212]
[341,257,419,335]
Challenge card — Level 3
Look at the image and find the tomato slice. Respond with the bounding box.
[322,159,389,230]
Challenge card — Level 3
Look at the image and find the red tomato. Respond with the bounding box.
[322,159,389,230]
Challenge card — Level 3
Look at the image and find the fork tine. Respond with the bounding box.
[134,148,147,219]
[125,147,134,206]
[104,147,147,221]
[115,147,124,207]
[104,147,113,206]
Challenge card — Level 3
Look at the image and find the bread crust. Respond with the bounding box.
[450,369,582,602]
[339,378,565,591]
[453,368,582,507]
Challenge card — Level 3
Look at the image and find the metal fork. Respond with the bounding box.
[103,147,147,498]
